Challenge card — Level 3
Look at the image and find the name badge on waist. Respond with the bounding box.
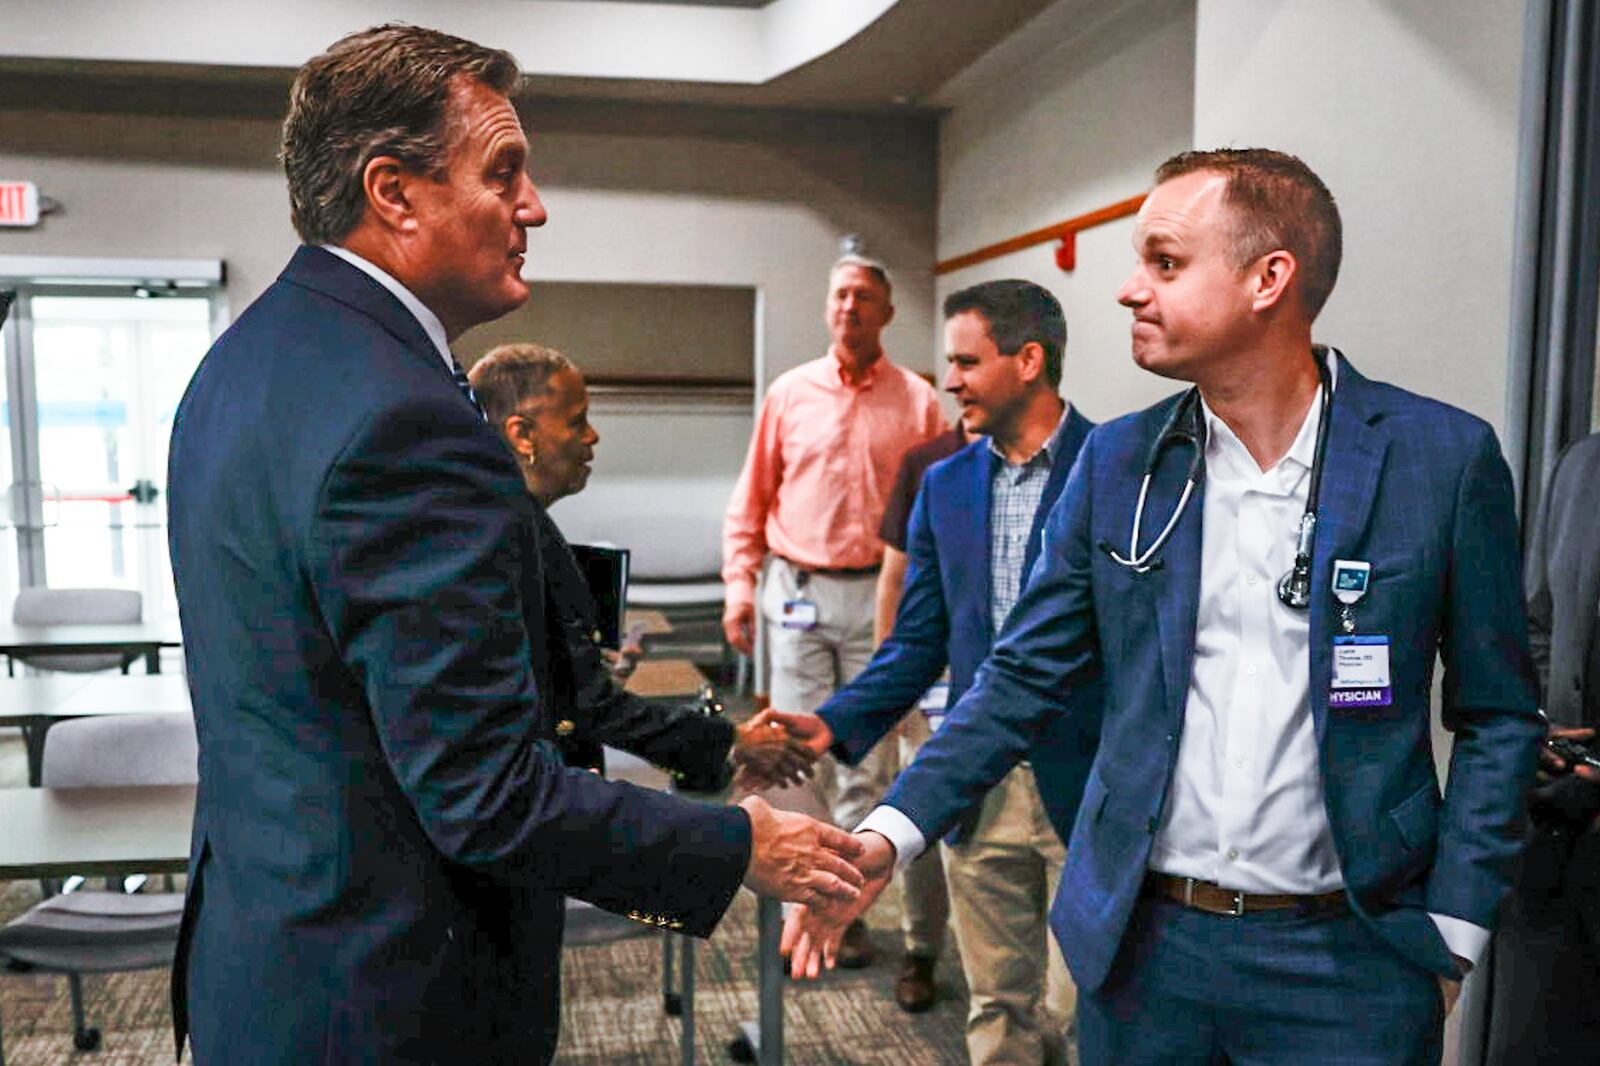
[781,598,818,630]
[1331,634,1391,708]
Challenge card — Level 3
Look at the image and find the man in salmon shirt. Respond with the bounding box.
[723,253,943,967]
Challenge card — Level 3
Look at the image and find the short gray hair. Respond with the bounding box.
[830,254,893,299]
[468,343,577,426]
[281,24,521,246]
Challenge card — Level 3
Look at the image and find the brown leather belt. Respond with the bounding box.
[1145,873,1347,918]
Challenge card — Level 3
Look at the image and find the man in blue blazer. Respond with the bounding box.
[786,149,1542,1065]
[167,26,861,1065]
[774,279,1100,1063]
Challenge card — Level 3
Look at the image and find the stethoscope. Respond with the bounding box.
[1100,352,1334,610]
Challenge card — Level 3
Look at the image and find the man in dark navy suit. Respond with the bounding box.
[786,149,1542,1065]
[772,279,1097,1062]
[166,25,861,1065]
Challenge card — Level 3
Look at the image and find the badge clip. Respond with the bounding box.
[1331,559,1370,634]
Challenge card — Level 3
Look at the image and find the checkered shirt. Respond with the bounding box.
[988,407,1071,635]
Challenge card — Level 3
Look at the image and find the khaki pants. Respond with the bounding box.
[941,765,1073,1066]
[897,702,951,957]
[759,556,948,956]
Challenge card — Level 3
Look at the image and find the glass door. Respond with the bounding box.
[4,291,216,625]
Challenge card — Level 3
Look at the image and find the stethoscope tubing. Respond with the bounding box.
[1103,350,1334,596]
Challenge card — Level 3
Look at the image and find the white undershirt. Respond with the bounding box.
[861,353,1488,966]
[322,245,454,370]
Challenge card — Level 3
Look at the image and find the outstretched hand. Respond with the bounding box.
[731,709,819,790]
[780,829,895,979]
[739,795,865,909]
[760,709,834,759]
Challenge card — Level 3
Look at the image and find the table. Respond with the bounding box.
[623,608,673,638]
[0,674,192,786]
[0,785,193,880]
[624,658,708,700]
[0,622,183,675]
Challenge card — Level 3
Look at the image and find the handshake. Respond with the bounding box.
[727,707,834,792]
[727,710,890,925]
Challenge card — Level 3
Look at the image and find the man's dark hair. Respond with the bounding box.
[942,279,1067,388]
[281,24,521,245]
[1155,147,1343,321]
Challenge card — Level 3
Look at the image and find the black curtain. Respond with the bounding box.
[1461,6,1600,1060]
[1506,0,1600,531]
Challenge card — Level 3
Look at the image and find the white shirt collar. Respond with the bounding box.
[322,245,454,370]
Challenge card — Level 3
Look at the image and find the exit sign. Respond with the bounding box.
[0,182,39,227]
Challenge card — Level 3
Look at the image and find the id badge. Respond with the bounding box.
[780,598,818,630]
[1330,635,1392,708]
[919,680,950,733]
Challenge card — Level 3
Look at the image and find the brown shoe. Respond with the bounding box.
[834,918,875,969]
[894,953,937,1012]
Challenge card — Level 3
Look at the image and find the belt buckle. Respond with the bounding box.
[1227,890,1246,917]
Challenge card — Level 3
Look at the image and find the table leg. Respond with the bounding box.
[144,648,161,674]
[662,930,678,1014]
[729,897,785,1063]
[21,722,48,788]
[679,934,696,1065]
[757,897,782,1065]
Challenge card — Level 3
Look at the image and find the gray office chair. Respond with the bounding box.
[9,588,144,674]
[0,712,196,1061]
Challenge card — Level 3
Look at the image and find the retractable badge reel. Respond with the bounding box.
[1330,559,1370,634]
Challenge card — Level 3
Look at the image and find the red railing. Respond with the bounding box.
[935,192,1147,275]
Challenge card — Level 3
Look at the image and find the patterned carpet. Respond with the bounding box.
[0,876,974,1065]
[0,720,984,1065]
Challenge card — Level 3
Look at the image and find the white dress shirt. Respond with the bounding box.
[322,245,454,370]
[861,354,1488,966]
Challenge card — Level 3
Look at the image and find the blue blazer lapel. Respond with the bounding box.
[1307,353,1388,742]
[1023,407,1094,581]
[1155,491,1203,729]
[1139,417,1204,731]
[974,446,998,647]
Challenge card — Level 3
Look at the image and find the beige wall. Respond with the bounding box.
[932,0,1198,425]
[1194,0,1525,436]
[0,95,940,489]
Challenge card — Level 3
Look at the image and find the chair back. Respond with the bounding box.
[41,713,198,788]
[12,588,144,673]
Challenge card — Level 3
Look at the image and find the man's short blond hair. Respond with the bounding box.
[467,343,576,426]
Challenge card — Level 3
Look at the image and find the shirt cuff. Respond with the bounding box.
[1429,913,1490,971]
[855,806,925,873]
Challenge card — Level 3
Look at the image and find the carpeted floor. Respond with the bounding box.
[0,715,1004,1065]
[0,873,977,1065]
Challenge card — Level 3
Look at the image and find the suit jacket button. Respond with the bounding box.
[556,719,576,737]
[592,628,604,644]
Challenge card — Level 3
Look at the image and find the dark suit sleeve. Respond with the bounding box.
[307,396,750,936]
[569,663,737,790]
[1523,444,1571,695]
[819,474,952,762]
[883,432,1103,843]
[538,512,737,785]
[1429,426,1544,929]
